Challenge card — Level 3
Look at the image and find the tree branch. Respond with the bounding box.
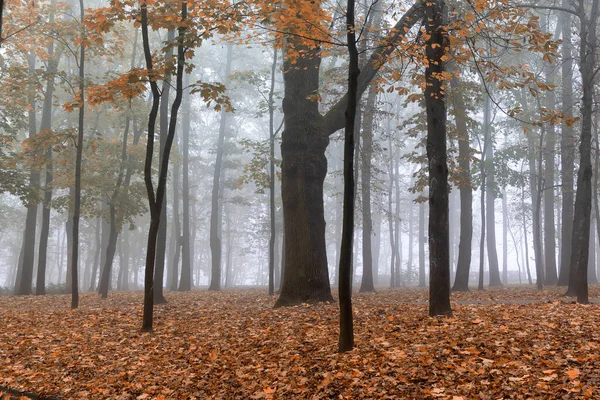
[323,0,425,135]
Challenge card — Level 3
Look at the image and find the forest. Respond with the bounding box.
[1,0,600,398]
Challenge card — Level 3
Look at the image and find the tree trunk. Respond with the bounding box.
[141,1,187,330]
[36,31,59,296]
[70,0,85,309]
[338,0,358,352]
[168,146,181,291]
[484,102,502,286]
[268,46,278,296]
[502,189,508,284]
[566,0,598,303]
[418,201,426,287]
[425,0,452,317]
[542,22,558,285]
[450,75,472,291]
[179,71,192,291]
[275,2,424,306]
[16,51,39,296]
[359,81,377,293]
[208,44,233,292]
[557,4,575,286]
[153,29,175,304]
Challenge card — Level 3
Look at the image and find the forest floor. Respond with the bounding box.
[1,286,600,399]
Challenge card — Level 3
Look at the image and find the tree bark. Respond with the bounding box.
[338,0,358,352]
[141,1,186,330]
[566,0,598,303]
[276,1,425,306]
[425,0,452,317]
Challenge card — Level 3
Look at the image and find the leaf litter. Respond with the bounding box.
[1,287,600,399]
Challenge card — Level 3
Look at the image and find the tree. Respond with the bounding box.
[566,0,599,303]
[274,1,426,307]
[338,0,358,353]
[140,0,187,330]
[70,0,85,309]
[208,44,233,292]
[425,0,452,317]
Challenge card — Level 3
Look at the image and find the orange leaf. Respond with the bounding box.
[566,368,580,379]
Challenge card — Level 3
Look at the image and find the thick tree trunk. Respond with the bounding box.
[275,1,424,306]
[208,45,233,292]
[275,44,333,306]
[567,0,598,303]
[425,0,452,317]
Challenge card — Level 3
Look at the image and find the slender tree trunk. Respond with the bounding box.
[359,81,377,292]
[558,5,575,286]
[387,137,397,288]
[484,100,502,286]
[528,126,545,290]
[70,0,85,309]
[141,1,187,330]
[502,189,508,284]
[542,20,558,285]
[168,147,181,291]
[338,0,358,352]
[522,183,533,285]
[36,28,60,296]
[179,71,192,291]
[16,52,39,296]
[418,201,426,287]
[268,46,278,296]
[208,45,233,292]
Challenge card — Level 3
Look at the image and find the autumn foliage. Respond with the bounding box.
[2,288,600,399]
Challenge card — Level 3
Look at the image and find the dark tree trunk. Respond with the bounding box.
[567,0,598,303]
[558,4,575,286]
[71,0,85,309]
[425,0,452,317]
[450,75,472,292]
[208,45,233,292]
[275,2,424,306]
[338,0,358,353]
[141,1,186,330]
[16,52,39,296]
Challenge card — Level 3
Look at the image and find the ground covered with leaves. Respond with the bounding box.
[2,286,600,399]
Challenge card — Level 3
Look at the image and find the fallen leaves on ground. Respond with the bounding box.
[1,287,600,399]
